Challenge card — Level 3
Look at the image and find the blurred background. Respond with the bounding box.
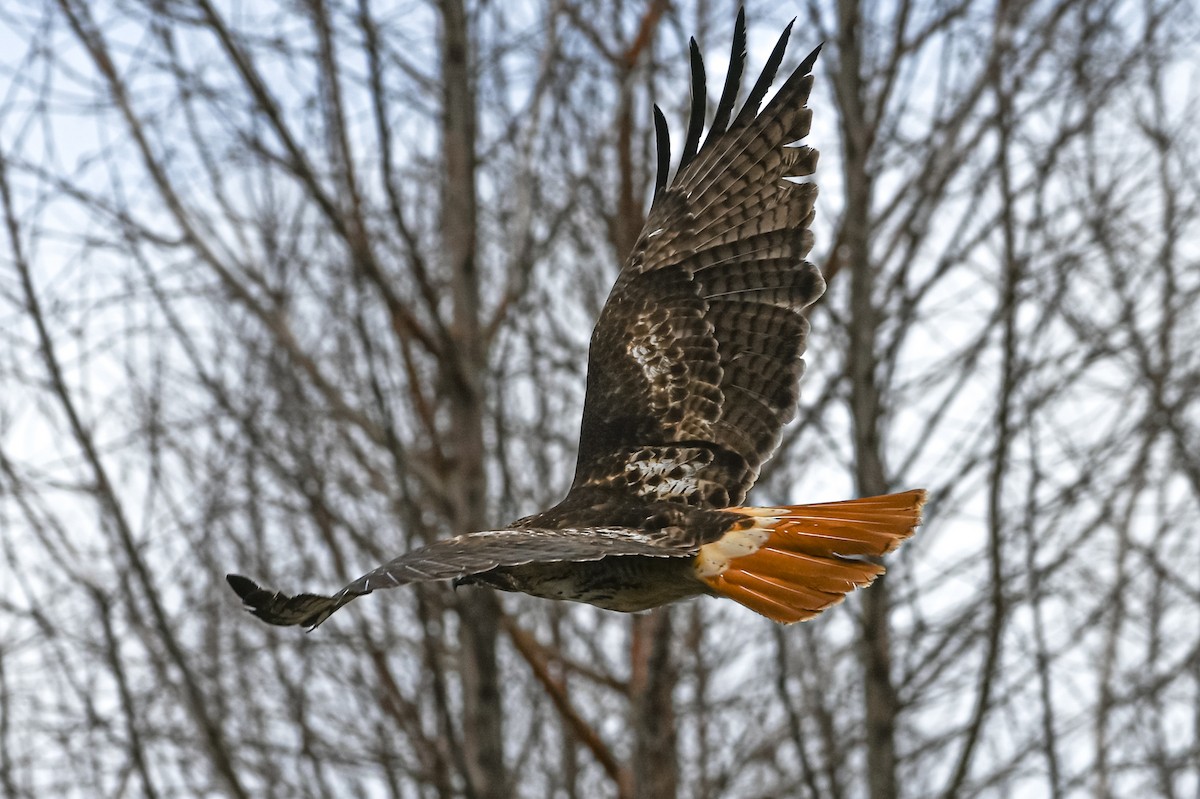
[1,1,1198,797]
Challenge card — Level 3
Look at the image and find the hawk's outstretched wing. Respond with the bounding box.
[573,13,825,510]
[227,16,830,630]
[228,526,690,629]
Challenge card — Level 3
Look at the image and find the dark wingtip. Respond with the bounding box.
[701,7,747,154]
[801,41,823,72]
[226,573,330,629]
[226,574,261,601]
[679,37,706,170]
[651,103,671,205]
[732,17,795,129]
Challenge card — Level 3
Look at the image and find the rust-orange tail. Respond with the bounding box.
[695,490,927,624]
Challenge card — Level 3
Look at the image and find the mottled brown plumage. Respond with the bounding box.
[227,12,925,630]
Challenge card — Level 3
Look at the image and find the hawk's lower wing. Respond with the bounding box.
[227,527,688,629]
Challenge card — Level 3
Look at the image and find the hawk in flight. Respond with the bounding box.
[228,12,925,629]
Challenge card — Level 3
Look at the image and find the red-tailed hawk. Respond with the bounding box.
[228,12,925,629]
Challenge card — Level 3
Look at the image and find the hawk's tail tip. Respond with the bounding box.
[698,489,927,624]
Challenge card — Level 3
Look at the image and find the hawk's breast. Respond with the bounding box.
[475,556,708,612]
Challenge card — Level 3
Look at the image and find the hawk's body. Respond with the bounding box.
[462,487,738,611]
[228,13,926,630]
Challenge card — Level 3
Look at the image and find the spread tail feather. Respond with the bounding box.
[696,489,926,623]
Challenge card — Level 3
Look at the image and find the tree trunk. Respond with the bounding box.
[835,2,899,798]
[439,0,507,796]
[628,609,678,799]
[611,8,678,796]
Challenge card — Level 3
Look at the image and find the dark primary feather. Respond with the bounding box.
[732,20,795,130]
[701,7,747,155]
[679,38,706,169]
[574,21,825,509]
[652,105,671,204]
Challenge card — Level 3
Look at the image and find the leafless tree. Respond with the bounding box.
[0,1,1197,797]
